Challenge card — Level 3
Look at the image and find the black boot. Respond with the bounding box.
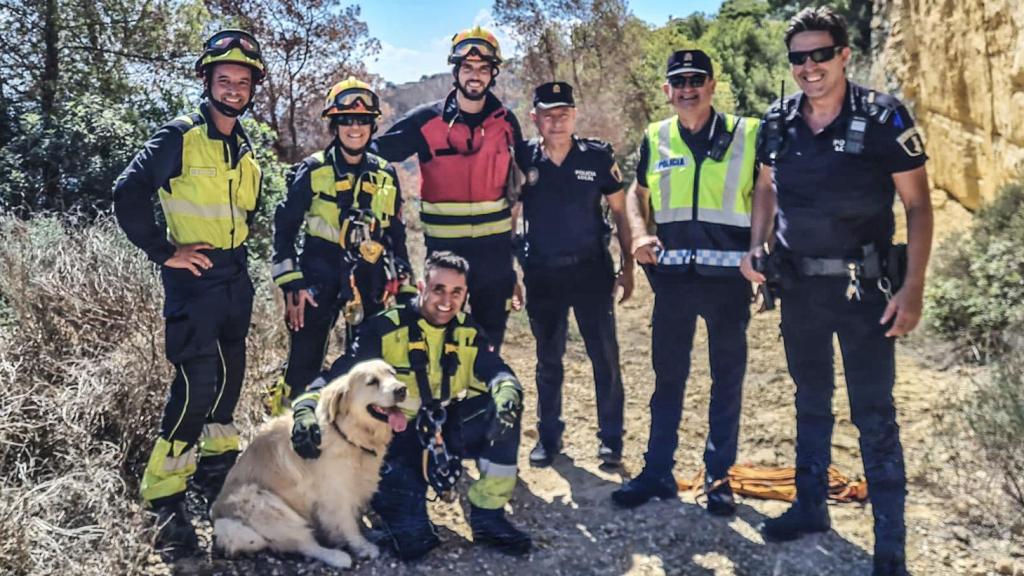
[192,450,238,504]
[469,505,532,556]
[762,466,831,541]
[150,498,198,553]
[371,489,439,561]
[704,476,736,517]
[611,471,677,508]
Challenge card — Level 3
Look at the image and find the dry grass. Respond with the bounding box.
[0,216,285,575]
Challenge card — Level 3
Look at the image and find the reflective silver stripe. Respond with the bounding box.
[658,248,744,268]
[271,258,296,278]
[478,458,517,478]
[697,117,753,227]
[421,199,509,216]
[160,197,246,221]
[162,450,196,473]
[305,215,340,243]
[202,422,239,439]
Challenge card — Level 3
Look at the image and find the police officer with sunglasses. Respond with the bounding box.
[372,26,525,353]
[740,8,933,576]
[612,49,760,516]
[268,77,408,415]
[113,28,267,552]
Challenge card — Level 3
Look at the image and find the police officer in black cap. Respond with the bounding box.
[515,81,634,468]
[612,49,760,516]
[740,7,933,576]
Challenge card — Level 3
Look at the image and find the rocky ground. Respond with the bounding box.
[147,263,1024,575]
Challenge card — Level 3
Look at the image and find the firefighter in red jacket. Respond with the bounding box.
[374,26,524,351]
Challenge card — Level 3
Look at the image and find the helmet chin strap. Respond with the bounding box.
[339,141,368,157]
[204,79,254,118]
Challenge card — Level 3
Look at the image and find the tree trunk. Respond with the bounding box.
[39,0,61,212]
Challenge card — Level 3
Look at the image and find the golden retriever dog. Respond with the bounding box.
[211,359,408,568]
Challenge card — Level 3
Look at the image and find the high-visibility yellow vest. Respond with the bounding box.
[379,307,488,416]
[157,112,261,248]
[645,113,757,228]
[304,149,399,244]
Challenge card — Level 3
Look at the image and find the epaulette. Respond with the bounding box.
[576,137,613,155]
[852,83,901,125]
[766,93,801,123]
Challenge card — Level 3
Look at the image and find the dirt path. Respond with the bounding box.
[151,270,1021,576]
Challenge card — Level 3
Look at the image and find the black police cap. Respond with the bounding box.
[666,49,714,78]
[533,81,575,109]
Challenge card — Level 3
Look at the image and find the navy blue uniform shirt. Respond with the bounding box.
[760,82,928,258]
[516,136,623,263]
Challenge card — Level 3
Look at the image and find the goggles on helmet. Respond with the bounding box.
[324,88,381,117]
[448,38,500,64]
[204,30,262,61]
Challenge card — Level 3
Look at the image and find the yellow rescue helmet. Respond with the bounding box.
[195,29,266,83]
[448,26,503,65]
[322,76,382,118]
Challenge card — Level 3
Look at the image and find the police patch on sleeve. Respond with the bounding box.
[896,127,925,157]
[610,161,622,183]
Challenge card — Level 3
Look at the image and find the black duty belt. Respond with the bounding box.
[797,251,882,279]
[526,251,602,269]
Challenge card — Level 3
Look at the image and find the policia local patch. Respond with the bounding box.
[896,127,925,157]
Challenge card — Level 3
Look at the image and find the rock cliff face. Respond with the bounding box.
[872,0,1024,209]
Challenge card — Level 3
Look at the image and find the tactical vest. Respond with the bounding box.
[304,148,399,245]
[379,306,488,415]
[157,111,261,248]
[645,113,758,269]
[417,108,515,240]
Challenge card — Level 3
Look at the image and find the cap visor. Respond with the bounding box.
[534,101,575,110]
[667,67,709,77]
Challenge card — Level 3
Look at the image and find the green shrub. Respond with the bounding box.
[925,178,1024,360]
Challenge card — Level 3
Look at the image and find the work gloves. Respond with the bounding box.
[488,380,522,442]
[291,401,322,459]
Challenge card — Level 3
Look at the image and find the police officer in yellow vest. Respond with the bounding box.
[290,252,532,560]
[267,77,408,414]
[112,29,266,551]
[612,50,759,515]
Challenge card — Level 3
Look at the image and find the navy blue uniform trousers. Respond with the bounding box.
[160,274,253,452]
[644,270,750,481]
[780,276,906,554]
[525,257,624,451]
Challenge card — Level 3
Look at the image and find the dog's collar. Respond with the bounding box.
[331,420,379,458]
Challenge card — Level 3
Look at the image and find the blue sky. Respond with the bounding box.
[361,1,724,84]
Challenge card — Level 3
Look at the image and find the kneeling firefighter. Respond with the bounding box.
[268,77,409,414]
[290,251,532,560]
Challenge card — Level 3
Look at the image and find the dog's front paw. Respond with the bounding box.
[319,548,352,569]
[351,540,379,560]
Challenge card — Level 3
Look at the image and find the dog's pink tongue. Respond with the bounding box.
[389,410,408,433]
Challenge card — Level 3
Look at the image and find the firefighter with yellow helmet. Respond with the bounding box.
[113,29,267,552]
[267,76,408,415]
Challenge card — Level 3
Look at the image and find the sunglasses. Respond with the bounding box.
[787,45,841,66]
[668,74,708,89]
[333,115,375,126]
[206,31,262,60]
